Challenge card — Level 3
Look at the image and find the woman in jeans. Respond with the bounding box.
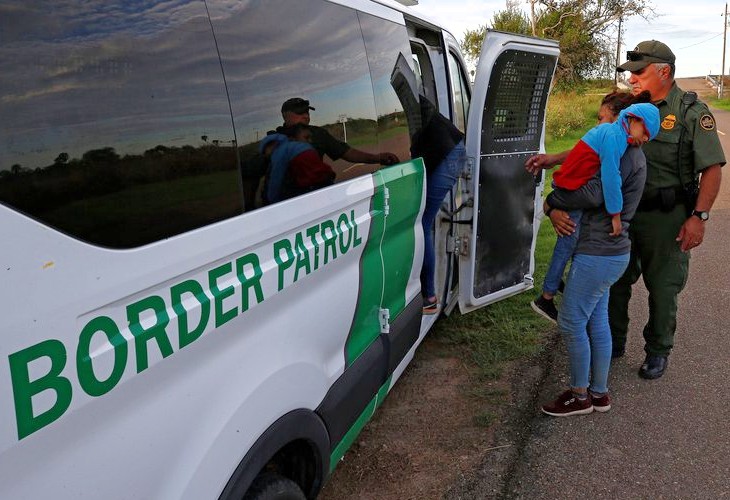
[540,140,652,416]
[411,97,465,314]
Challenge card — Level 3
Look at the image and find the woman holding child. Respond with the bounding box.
[526,92,660,416]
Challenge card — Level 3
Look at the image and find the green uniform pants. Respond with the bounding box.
[608,205,690,356]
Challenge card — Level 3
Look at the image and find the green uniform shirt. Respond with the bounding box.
[641,83,725,195]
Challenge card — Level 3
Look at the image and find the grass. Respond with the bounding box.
[705,94,730,111]
[430,88,607,389]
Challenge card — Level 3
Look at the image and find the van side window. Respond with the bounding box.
[409,42,438,104]
[358,13,413,165]
[447,51,471,133]
[208,0,381,207]
[0,1,242,248]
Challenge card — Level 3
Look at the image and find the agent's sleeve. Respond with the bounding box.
[689,104,726,172]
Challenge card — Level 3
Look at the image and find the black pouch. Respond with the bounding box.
[658,187,676,212]
[684,183,699,216]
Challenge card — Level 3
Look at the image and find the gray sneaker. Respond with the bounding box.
[531,296,558,324]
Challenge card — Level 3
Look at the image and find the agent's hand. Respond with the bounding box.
[676,216,705,252]
[545,206,576,237]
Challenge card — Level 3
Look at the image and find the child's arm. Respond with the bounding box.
[596,130,626,217]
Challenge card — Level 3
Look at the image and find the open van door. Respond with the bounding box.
[458,30,559,313]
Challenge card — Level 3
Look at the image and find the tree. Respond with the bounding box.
[460,0,654,84]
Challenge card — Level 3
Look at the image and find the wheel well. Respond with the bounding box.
[218,409,330,500]
[260,439,320,497]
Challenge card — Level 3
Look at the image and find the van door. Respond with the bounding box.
[458,30,559,313]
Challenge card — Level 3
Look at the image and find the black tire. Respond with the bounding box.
[242,473,306,500]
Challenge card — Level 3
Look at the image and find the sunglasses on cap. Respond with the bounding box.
[626,51,649,62]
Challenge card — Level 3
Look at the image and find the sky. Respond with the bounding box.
[411,0,730,78]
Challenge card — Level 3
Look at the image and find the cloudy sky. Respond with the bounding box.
[412,0,729,78]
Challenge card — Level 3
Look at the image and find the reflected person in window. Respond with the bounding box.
[259,124,335,204]
[277,98,399,166]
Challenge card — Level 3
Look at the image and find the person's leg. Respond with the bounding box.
[608,237,642,354]
[542,210,582,297]
[629,207,689,356]
[587,255,630,394]
[420,141,465,300]
[559,253,629,391]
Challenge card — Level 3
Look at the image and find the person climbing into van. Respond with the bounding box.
[259,124,336,204]
[527,92,653,323]
[411,96,465,314]
[278,97,400,166]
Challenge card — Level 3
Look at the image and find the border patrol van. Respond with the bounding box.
[0,0,558,498]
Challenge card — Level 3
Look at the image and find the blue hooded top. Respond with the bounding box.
[553,102,660,215]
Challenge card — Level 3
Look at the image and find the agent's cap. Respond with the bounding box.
[617,40,675,73]
[281,97,315,114]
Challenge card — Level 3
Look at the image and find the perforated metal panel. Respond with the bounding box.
[472,48,557,298]
[481,50,555,155]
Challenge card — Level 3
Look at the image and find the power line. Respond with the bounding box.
[676,32,723,50]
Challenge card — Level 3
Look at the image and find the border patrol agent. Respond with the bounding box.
[612,40,725,379]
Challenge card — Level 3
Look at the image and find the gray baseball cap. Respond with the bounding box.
[617,40,676,73]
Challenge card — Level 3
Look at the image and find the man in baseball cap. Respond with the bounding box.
[609,40,725,380]
[281,97,315,114]
[276,97,399,167]
[616,40,675,73]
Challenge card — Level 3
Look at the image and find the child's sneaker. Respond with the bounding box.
[590,392,611,413]
[531,296,558,324]
[541,390,594,417]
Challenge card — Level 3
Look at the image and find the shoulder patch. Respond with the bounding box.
[700,114,716,131]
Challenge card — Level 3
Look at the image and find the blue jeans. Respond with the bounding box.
[421,140,465,297]
[543,210,581,295]
[558,252,629,394]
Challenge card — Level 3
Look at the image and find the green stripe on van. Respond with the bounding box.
[344,159,424,367]
[329,377,392,472]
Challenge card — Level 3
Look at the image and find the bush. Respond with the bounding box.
[545,91,603,140]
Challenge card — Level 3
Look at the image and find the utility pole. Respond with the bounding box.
[614,16,623,86]
[722,3,728,98]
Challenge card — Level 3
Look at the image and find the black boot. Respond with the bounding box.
[638,354,668,380]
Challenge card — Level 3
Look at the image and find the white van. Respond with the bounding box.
[0,0,559,498]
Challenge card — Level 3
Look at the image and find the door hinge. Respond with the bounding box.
[383,186,390,216]
[523,275,534,287]
[379,308,390,334]
[447,235,469,256]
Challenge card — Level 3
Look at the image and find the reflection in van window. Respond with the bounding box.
[209,0,403,211]
[0,0,242,248]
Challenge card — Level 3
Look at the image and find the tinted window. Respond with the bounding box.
[208,0,382,208]
[0,0,242,248]
[358,13,412,169]
[448,51,470,133]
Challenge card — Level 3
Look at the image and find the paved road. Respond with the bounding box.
[503,78,730,499]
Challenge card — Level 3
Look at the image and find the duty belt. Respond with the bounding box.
[636,186,688,212]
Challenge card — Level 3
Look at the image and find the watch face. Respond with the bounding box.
[694,211,709,221]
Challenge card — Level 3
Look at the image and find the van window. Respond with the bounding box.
[0,0,242,248]
[358,13,413,166]
[409,42,438,104]
[447,51,471,132]
[208,0,381,206]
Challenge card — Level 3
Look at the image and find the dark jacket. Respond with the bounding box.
[410,97,464,175]
[547,147,647,256]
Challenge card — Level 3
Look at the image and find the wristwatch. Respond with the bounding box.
[691,210,709,221]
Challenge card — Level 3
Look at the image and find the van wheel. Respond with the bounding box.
[243,473,306,500]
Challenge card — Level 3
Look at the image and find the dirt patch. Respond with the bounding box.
[319,335,515,500]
